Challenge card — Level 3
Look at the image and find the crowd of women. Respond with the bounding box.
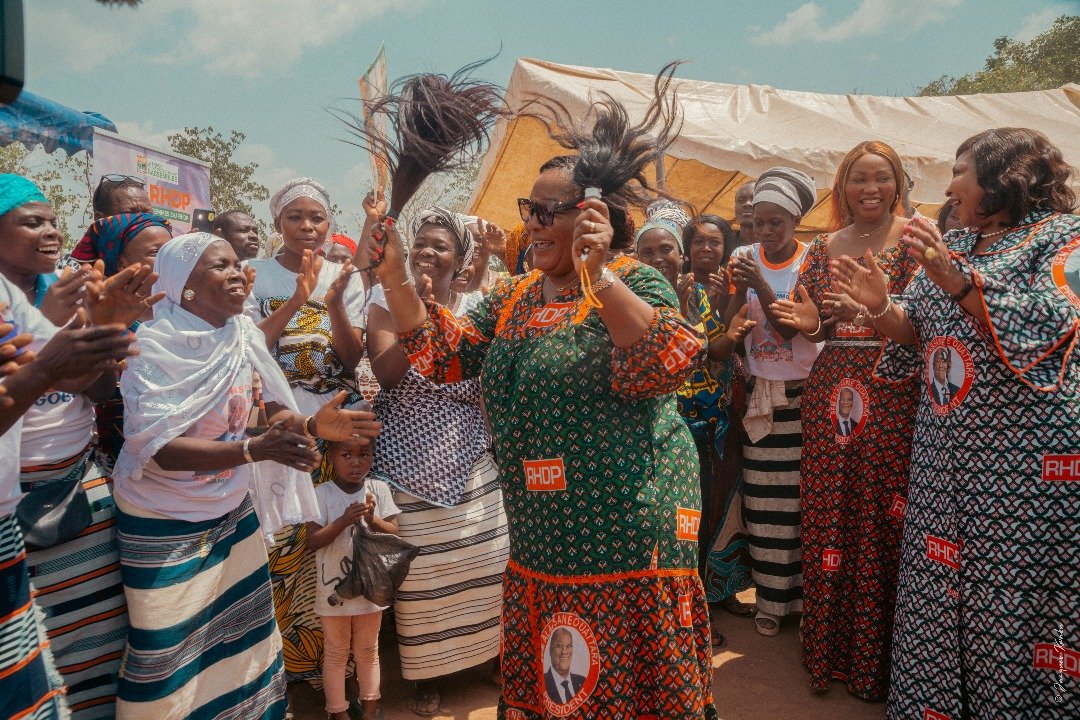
[0,63,1076,720]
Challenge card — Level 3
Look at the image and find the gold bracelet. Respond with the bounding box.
[303,415,316,438]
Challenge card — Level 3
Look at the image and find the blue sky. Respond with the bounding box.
[24,0,1078,230]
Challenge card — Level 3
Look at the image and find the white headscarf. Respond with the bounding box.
[116,232,320,539]
[270,177,332,221]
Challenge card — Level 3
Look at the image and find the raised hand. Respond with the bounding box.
[900,214,967,294]
[88,261,165,327]
[572,198,613,278]
[250,419,320,472]
[338,501,367,527]
[705,271,728,309]
[730,253,766,294]
[363,187,387,223]
[771,284,820,334]
[39,266,90,326]
[476,217,507,257]
[312,391,383,443]
[725,303,757,344]
[291,250,323,307]
[243,265,256,297]
[821,291,862,323]
[830,249,890,313]
[33,308,136,381]
[324,259,355,309]
[676,273,696,317]
[363,219,408,282]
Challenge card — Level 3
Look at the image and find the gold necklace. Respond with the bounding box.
[546,274,581,292]
[853,214,893,238]
[976,225,1009,240]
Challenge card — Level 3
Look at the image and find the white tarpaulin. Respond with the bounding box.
[470,58,1080,235]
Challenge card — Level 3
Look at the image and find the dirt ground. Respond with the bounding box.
[293,590,887,720]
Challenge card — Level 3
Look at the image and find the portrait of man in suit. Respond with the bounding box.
[544,627,586,705]
[930,347,962,405]
[834,387,861,437]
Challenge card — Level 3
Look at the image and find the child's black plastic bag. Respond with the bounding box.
[331,521,420,607]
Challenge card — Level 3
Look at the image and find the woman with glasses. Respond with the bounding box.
[362,64,719,718]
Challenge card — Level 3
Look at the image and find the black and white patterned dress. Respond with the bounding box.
[876,210,1080,719]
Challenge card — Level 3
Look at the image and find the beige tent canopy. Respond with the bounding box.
[469,58,1080,237]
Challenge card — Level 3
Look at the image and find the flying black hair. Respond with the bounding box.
[525,61,685,250]
[332,57,507,217]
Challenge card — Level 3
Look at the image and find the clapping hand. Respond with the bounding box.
[324,259,355,309]
[830,250,890,314]
[771,284,821,334]
[676,273,696,317]
[729,253,765,294]
[39,266,90,326]
[250,419,320,472]
[725,303,757,344]
[312,391,382,443]
[475,218,506,258]
[338,501,367,528]
[87,261,165,328]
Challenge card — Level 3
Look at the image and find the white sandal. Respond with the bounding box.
[754,611,781,637]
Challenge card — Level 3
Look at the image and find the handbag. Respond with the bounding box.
[16,476,92,551]
[331,521,420,607]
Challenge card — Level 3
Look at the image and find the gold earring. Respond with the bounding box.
[182,289,195,301]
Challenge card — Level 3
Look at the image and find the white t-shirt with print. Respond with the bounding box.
[116,365,254,521]
[0,277,60,514]
[313,477,400,617]
[736,242,822,381]
[20,388,96,467]
[243,257,367,415]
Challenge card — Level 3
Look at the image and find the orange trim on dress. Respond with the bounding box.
[10,688,66,719]
[496,271,541,336]
[507,558,698,585]
[758,241,806,271]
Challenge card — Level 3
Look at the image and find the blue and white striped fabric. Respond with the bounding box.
[0,513,70,720]
[114,495,286,719]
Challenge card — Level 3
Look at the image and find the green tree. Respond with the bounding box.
[0,144,91,248]
[167,127,269,220]
[919,15,1080,95]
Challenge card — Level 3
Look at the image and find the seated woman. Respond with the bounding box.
[365,207,509,715]
[111,232,381,719]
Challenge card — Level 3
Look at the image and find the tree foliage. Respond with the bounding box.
[919,15,1080,95]
[167,127,269,219]
[0,145,92,248]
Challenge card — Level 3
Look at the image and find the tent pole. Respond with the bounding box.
[655,153,666,190]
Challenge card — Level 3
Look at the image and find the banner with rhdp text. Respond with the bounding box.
[91,128,212,234]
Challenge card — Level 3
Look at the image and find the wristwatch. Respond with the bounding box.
[591,267,617,293]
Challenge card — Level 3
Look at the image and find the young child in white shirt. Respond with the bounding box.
[307,438,400,720]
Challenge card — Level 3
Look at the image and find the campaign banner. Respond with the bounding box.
[92,128,212,234]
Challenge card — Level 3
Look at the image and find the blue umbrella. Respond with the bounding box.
[0,89,116,155]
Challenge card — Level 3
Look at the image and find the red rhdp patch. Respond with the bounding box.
[888,493,908,519]
[526,302,575,329]
[1043,454,1080,482]
[926,535,959,570]
[407,341,435,377]
[678,593,693,628]
[1033,643,1080,679]
[676,507,701,541]
[822,548,842,572]
[659,324,703,375]
[923,710,952,720]
[523,458,566,491]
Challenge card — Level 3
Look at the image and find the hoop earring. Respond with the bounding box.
[182,289,195,301]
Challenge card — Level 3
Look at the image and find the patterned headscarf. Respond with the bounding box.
[72,212,171,277]
[753,167,817,218]
[411,206,475,269]
[270,177,332,221]
[635,200,692,252]
[0,174,47,217]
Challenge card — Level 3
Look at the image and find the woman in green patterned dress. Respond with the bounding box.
[363,67,719,718]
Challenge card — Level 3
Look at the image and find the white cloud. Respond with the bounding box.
[1015,4,1073,43]
[27,0,420,80]
[750,0,965,46]
[112,121,181,152]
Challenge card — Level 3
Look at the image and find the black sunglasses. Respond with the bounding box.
[517,197,581,227]
[98,174,145,187]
